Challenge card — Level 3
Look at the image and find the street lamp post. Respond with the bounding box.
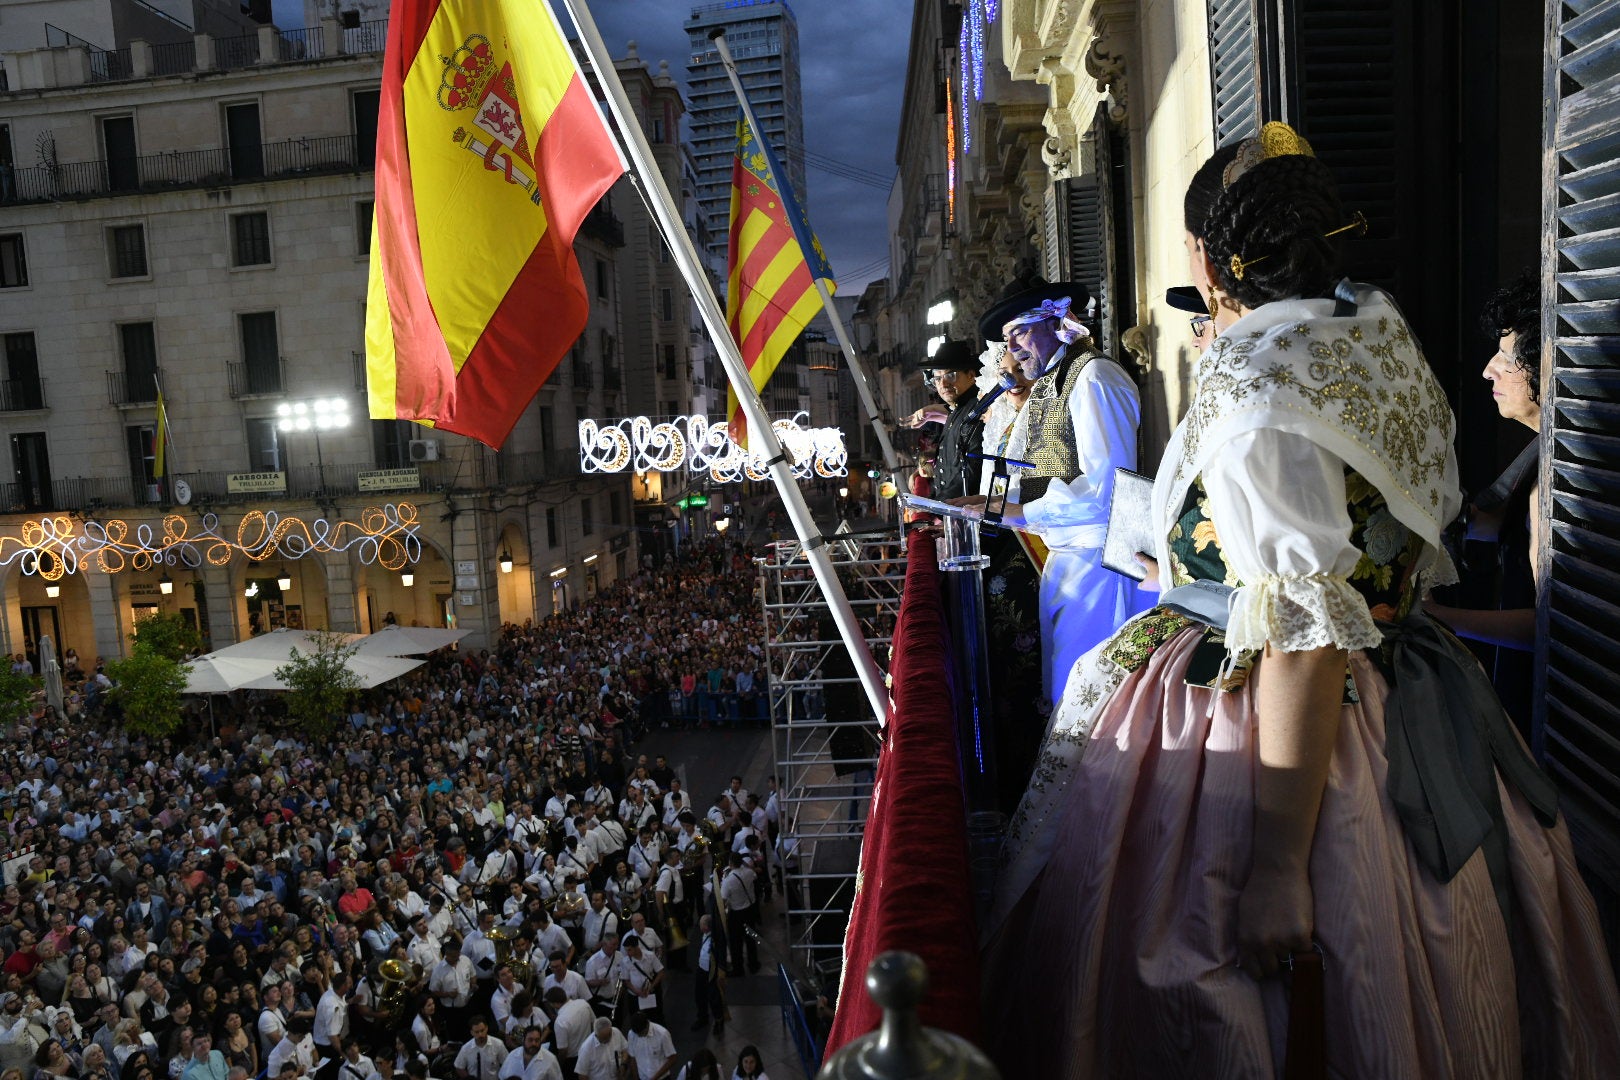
[276,397,352,494]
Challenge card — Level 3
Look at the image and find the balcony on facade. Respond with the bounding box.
[227,359,286,399]
[0,133,370,208]
[579,204,626,248]
[106,368,159,407]
[0,449,585,516]
[0,378,48,412]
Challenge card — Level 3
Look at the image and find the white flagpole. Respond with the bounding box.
[558,0,890,724]
[709,30,901,474]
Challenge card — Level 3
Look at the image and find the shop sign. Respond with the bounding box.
[227,471,287,494]
[358,468,421,492]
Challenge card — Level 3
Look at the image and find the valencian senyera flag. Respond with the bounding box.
[366,0,625,448]
[152,386,170,480]
[725,118,835,447]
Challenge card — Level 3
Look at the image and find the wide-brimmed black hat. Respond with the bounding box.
[925,339,978,373]
[978,280,1090,343]
[1165,286,1207,315]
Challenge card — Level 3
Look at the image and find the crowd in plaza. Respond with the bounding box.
[0,538,788,1080]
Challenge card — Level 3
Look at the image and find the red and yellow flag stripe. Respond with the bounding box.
[366,0,624,448]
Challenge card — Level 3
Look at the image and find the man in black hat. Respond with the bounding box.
[968,278,1151,706]
[903,340,983,501]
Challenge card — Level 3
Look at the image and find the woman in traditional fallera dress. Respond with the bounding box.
[980,124,1620,1077]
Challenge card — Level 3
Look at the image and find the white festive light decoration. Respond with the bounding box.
[0,504,423,578]
[578,414,847,483]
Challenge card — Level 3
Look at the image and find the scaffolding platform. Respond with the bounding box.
[759,529,904,983]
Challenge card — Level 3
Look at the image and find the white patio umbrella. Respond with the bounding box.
[183,654,280,695]
[205,627,363,660]
[235,653,426,691]
[353,625,471,656]
[38,635,63,718]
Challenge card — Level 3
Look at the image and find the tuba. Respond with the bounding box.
[377,959,413,1026]
[488,925,513,966]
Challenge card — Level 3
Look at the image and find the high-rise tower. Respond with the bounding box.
[684,0,805,272]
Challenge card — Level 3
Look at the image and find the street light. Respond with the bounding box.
[276,570,292,591]
[45,584,60,598]
[839,486,849,498]
[715,517,731,534]
[499,550,513,574]
[401,572,414,587]
[277,397,351,492]
[159,573,174,595]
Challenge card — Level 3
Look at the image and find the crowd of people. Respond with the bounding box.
[0,538,791,1080]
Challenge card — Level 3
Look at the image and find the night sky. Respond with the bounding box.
[272,0,908,292]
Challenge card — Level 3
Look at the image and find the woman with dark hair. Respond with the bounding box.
[1425,270,1542,726]
[728,1047,765,1080]
[981,124,1619,1075]
[673,1048,720,1080]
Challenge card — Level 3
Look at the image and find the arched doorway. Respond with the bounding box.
[494,522,534,626]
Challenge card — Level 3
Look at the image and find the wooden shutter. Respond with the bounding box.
[1046,177,1106,345]
[1207,0,1283,144]
[1537,0,1620,891]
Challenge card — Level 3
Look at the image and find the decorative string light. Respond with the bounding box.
[0,503,423,578]
[578,414,846,484]
[946,73,957,226]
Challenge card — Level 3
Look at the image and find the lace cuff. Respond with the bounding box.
[1225,573,1383,655]
[1418,545,1460,591]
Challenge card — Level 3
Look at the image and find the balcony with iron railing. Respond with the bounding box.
[0,447,584,514]
[1,134,369,206]
[580,204,626,248]
[7,19,388,90]
[572,359,594,390]
[106,369,159,407]
[227,359,285,398]
[0,379,47,412]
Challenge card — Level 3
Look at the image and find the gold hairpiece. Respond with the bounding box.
[1228,211,1369,281]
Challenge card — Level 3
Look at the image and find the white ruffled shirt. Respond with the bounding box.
[1019,356,1141,551]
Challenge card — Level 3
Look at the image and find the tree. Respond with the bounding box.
[0,667,40,727]
[130,611,202,663]
[274,631,363,738]
[107,649,188,737]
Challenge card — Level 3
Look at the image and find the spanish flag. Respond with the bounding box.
[366,0,625,449]
[725,118,834,446]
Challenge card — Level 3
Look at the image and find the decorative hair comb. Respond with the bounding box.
[1228,211,1369,281]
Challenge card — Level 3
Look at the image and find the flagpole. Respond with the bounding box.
[151,368,176,477]
[708,30,901,475]
[558,0,890,724]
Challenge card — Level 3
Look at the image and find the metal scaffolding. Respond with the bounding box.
[760,529,904,981]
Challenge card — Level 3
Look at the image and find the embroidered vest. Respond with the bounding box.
[1018,345,1098,501]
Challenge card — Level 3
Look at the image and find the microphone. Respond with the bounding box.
[959,372,1019,424]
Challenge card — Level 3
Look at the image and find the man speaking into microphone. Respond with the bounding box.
[903,340,983,501]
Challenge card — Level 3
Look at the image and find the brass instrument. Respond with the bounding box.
[550,889,586,921]
[488,925,513,966]
[679,833,710,872]
[664,911,689,950]
[377,958,414,1026]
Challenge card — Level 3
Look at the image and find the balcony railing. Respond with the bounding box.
[277,27,325,62]
[0,449,586,514]
[343,20,389,55]
[0,379,47,412]
[106,369,159,406]
[572,359,593,389]
[215,32,261,71]
[227,359,285,398]
[580,205,626,247]
[151,40,196,76]
[89,48,133,82]
[0,134,367,207]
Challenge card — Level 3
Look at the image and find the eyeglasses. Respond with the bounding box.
[1189,315,1212,337]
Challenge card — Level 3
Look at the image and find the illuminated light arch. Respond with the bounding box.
[578,414,846,483]
[0,503,424,579]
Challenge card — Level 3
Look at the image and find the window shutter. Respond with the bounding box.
[1285,0,1407,300]
[1538,0,1620,889]
[1207,0,1267,144]
[1046,177,1106,343]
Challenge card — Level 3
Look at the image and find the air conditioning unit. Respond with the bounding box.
[408,439,440,462]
